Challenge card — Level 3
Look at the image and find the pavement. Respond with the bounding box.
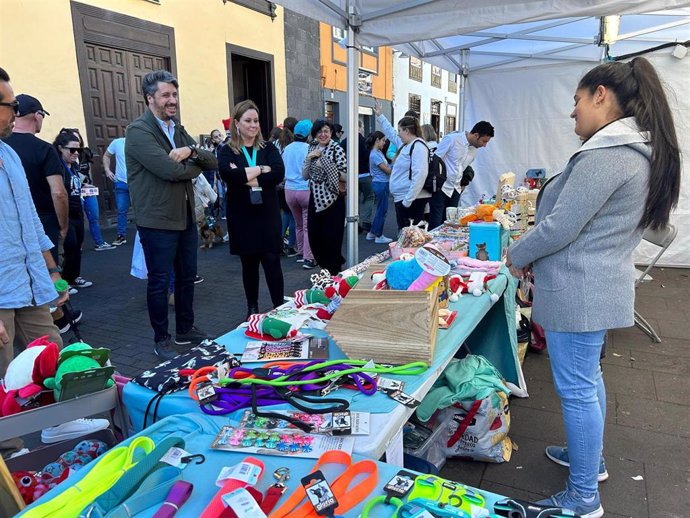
[66,215,689,518]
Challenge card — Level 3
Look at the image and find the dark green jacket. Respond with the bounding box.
[125,109,218,230]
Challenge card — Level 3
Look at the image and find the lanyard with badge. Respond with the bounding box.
[243,146,263,205]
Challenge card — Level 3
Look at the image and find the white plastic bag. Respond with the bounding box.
[130,231,147,279]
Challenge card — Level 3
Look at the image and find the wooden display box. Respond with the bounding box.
[327,277,440,364]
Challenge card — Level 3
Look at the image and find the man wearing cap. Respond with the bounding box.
[2,94,68,261]
[282,119,316,269]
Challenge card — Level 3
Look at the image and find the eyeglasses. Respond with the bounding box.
[64,147,82,154]
[0,100,20,115]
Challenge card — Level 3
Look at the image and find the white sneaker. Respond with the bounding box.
[68,287,78,295]
[41,418,109,444]
[72,277,93,289]
[94,242,116,251]
[366,232,377,240]
[375,235,393,244]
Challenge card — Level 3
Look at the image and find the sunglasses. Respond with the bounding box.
[64,147,82,154]
[0,100,20,115]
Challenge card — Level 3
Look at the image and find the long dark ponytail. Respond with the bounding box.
[578,57,680,230]
[366,130,385,150]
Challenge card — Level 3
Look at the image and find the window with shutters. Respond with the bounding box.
[448,73,458,93]
[409,93,421,114]
[431,66,442,88]
[409,56,423,82]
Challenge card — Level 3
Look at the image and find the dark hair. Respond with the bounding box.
[0,68,9,101]
[397,116,421,137]
[52,131,81,154]
[404,110,419,119]
[578,57,680,230]
[470,121,494,138]
[283,117,298,132]
[141,70,178,103]
[421,124,437,142]
[366,130,385,150]
[269,126,293,149]
[333,123,343,134]
[311,119,335,139]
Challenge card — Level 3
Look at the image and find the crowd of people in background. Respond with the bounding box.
[0,66,497,360]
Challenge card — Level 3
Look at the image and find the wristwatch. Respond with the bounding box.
[187,145,198,159]
[259,165,266,174]
[48,266,62,274]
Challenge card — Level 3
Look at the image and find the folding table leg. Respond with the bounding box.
[634,309,661,343]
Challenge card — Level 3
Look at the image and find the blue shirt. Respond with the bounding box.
[0,141,57,308]
[281,141,309,191]
[369,149,389,183]
[155,116,176,148]
[106,137,127,183]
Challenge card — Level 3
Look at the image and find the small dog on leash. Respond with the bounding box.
[199,215,224,249]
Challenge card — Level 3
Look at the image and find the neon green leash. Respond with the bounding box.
[219,359,429,387]
[22,436,155,518]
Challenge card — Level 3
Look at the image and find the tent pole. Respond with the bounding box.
[458,49,469,131]
[345,1,361,267]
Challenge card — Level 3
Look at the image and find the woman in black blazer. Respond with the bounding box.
[218,100,285,320]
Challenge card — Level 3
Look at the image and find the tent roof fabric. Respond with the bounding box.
[276,1,690,72]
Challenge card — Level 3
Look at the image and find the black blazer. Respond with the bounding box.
[218,142,285,255]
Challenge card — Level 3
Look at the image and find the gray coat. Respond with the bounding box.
[509,118,651,332]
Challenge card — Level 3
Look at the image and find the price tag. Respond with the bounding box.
[384,470,416,499]
[377,377,404,393]
[216,461,262,487]
[386,389,421,408]
[221,488,267,518]
[160,446,192,468]
[195,381,217,405]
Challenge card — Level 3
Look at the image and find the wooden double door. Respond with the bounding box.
[83,43,169,215]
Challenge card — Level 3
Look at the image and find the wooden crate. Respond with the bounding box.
[326,284,440,364]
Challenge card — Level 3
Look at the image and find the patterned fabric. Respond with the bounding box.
[307,140,346,212]
[131,341,237,393]
[246,312,266,335]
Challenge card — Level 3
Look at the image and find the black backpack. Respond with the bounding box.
[408,140,447,193]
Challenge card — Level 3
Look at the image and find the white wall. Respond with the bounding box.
[463,50,690,267]
[392,54,460,136]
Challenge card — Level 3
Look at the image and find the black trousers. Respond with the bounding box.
[138,211,198,342]
[239,252,284,309]
[39,213,61,264]
[428,189,461,229]
[308,195,345,276]
[62,214,84,284]
[394,198,427,231]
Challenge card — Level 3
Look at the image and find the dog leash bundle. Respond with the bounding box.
[22,436,155,518]
[269,450,378,518]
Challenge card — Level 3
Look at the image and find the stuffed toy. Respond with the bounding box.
[293,274,360,321]
[492,209,517,230]
[468,272,499,302]
[448,275,468,302]
[246,312,299,340]
[460,203,498,225]
[385,245,450,291]
[43,342,114,401]
[324,275,358,299]
[0,336,59,416]
[12,440,107,504]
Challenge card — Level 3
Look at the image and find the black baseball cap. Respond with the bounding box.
[16,94,50,117]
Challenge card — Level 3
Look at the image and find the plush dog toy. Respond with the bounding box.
[43,342,114,401]
[0,336,59,416]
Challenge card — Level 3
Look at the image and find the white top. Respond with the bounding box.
[435,131,477,198]
[106,137,127,183]
[376,114,431,207]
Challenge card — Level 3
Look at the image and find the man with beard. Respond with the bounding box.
[125,70,217,359]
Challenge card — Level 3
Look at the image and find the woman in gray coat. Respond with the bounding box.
[507,57,680,518]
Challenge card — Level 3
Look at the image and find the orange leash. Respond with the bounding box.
[269,451,378,518]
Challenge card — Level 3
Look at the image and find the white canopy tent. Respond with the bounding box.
[274,0,690,266]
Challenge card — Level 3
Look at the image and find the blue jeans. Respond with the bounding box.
[282,209,296,247]
[138,212,198,342]
[371,181,389,237]
[115,181,130,236]
[546,329,607,497]
[82,195,104,246]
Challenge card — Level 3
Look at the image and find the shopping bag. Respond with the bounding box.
[438,391,513,463]
[130,232,147,280]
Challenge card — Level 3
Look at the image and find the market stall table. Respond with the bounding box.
[123,266,524,460]
[17,413,510,518]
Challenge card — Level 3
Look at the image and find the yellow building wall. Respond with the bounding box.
[0,0,288,145]
[319,23,393,101]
